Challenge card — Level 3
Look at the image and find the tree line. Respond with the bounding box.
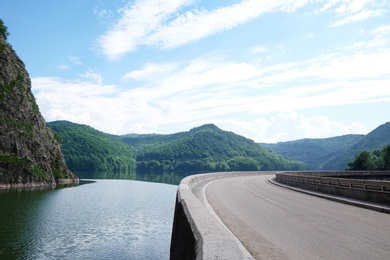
[347,145,390,170]
[48,121,305,173]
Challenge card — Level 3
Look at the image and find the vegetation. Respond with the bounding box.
[0,19,9,39]
[347,145,390,170]
[48,121,136,173]
[261,122,390,170]
[0,20,77,186]
[261,134,364,170]
[47,120,390,174]
[127,124,305,172]
[1,115,34,138]
[50,121,306,174]
[0,19,10,51]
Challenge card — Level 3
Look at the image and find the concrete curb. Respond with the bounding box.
[170,171,261,260]
[270,178,390,214]
[201,179,255,260]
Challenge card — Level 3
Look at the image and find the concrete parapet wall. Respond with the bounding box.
[276,171,390,205]
[170,172,260,260]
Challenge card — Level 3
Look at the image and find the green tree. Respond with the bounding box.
[227,156,260,171]
[0,19,10,40]
[382,145,390,170]
[347,150,375,170]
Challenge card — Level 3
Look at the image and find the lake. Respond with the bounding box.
[0,173,182,260]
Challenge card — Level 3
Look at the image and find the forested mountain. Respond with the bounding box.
[261,122,390,170]
[322,122,390,170]
[126,124,306,172]
[49,121,306,173]
[260,135,364,170]
[48,120,390,173]
[346,145,390,171]
[48,121,136,172]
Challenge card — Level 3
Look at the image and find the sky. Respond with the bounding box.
[1,0,390,143]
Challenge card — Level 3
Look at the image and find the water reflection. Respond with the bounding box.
[0,189,53,259]
[0,180,177,259]
[75,170,191,185]
[0,171,193,259]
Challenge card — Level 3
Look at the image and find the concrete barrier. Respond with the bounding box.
[170,172,260,260]
[275,171,390,206]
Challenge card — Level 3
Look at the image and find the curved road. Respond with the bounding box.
[206,174,390,260]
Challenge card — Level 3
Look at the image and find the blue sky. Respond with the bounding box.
[1,0,390,143]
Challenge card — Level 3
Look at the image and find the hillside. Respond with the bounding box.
[48,121,136,172]
[51,122,306,173]
[323,122,390,169]
[261,122,390,170]
[0,20,78,188]
[261,134,364,170]
[131,124,306,172]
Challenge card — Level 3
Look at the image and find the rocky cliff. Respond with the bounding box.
[0,20,78,189]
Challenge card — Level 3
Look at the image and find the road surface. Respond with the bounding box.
[206,174,390,260]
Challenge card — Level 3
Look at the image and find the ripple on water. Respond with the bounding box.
[0,180,177,260]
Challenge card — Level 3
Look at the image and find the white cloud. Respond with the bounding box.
[80,69,103,85]
[121,63,177,81]
[69,56,83,66]
[320,0,376,14]
[93,5,109,18]
[58,56,82,70]
[373,23,390,34]
[250,45,268,55]
[224,111,367,143]
[346,0,374,13]
[32,77,161,135]
[97,0,195,60]
[32,43,390,142]
[316,0,384,26]
[58,64,69,70]
[33,77,117,96]
[97,0,312,60]
[331,9,384,26]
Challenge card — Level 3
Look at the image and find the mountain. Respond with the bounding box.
[261,122,390,170]
[50,122,306,173]
[322,122,390,169]
[0,20,78,188]
[261,134,364,170]
[130,124,306,172]
[48,121,136,173]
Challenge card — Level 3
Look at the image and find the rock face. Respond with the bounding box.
[0,21,78,189]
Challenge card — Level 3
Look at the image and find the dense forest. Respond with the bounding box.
[48,121,306,173]
[48,121,136,172]
[347,145,390,170]
[124,124,306,172]
[261,122,390,170]
[49,120,390,174]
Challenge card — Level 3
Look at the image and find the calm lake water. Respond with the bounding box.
[0,173,181,260]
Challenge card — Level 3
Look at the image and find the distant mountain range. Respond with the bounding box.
[261,122,390,170]
[48,121,305,173]
[48,121,390,173]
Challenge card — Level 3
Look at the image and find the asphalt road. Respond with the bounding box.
[206,174,390,260]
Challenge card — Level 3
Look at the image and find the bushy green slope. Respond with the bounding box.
[50,122,306,173]
[323,122,390,169]
[261,122,390,170]
[48,121,136,172]
[129,124,306,172]
[261,134,364,170]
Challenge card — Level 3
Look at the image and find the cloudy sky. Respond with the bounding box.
[1,0,389,143]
